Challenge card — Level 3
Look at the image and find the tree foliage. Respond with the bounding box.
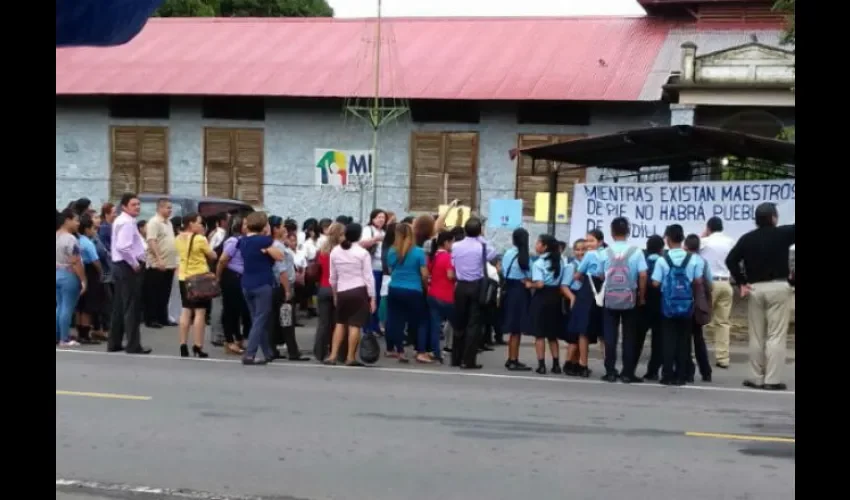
[773,0,795,45]
[155,0,334,17]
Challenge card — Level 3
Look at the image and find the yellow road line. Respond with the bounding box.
[56,390,151,401]
[685,431,794,443]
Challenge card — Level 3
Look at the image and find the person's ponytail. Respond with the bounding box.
[340,239,352,250]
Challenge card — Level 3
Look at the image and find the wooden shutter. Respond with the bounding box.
[409,132,444,212]
[204,128,264,205]
[409,132,479,212]
[515,134,586,217]
[139,128,168,193]
[443,133,478,208]
[234,129,264,206]
[110,127,168,200]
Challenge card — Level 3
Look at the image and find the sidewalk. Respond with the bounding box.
[63,316,795,391]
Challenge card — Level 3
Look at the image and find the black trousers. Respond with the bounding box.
[452,280,483,367]
[688,322,712,379]
[635,304,663,377]
[314,286,345,361]
[270,286,301,358]
[108,262,145,352]
[603,308,639,376]
[661,316,692,382]
[220,268,251,343]
[143,267,174,325]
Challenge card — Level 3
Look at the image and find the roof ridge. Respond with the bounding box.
[146,15,650,24]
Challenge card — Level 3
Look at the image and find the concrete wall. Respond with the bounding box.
[56,97,668,250]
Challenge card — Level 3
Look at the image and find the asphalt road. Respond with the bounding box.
[56,348,795,500]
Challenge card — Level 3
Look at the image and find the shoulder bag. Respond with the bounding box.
[479,242,497,305]
[184,234,221,300]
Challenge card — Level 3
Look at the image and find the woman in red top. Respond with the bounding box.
[312,222,345,361]
[426,231,456,363]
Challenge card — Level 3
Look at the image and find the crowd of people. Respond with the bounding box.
[56,193,795,390]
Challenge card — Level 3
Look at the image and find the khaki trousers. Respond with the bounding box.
[747,280,793,385]
[705,280,734,366]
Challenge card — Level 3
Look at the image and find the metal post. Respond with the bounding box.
[547,167,558,236]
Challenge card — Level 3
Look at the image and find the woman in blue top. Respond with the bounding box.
[501,228,533,372]
[527,234,565,375]
[561,238,586,375]
[75,214,105,344]
[385,223,429,363]
[568,229,607,378]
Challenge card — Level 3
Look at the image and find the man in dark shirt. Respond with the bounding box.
[725,202,794,391]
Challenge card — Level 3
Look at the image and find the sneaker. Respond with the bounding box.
[59,340,81,347]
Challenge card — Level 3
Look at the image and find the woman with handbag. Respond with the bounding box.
[175,213,218,358]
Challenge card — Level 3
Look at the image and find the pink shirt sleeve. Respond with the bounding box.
[114,221,138,267]
[362,250,375,298]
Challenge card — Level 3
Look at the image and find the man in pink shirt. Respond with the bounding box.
[107,193,151,354]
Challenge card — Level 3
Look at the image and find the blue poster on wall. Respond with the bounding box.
[488,199,523,229]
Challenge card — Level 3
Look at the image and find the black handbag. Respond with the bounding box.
[478,242,496,305]
[359,333,380,364]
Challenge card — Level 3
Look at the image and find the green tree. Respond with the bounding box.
[156,0,218,17]
[773,0,795,45]
[156,0,334,17]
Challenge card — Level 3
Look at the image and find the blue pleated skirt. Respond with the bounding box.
[501,279,532,335]
[566,275,601,344]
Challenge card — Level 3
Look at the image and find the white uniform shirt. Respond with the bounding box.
[699,231,734,279]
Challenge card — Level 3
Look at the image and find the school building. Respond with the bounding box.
[55,0,794,247]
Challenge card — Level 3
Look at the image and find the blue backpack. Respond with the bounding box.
[661,253,694,318]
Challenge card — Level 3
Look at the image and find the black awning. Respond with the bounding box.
[512,125,795,170]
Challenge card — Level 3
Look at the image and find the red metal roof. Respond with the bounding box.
[55,17,674,101]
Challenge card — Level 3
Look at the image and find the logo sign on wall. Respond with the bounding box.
[569,180,795,245]
[314,149,374,187]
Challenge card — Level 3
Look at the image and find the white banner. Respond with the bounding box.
[314,149,374,187]
[569,180,795,245]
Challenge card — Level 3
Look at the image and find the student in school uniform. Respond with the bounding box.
[593,217,648,383]
[685,234,713,383]
[651,224,706,386]
[527,234,565,375]
[562,239,587,376]
[571,231,606,377]
[501,228,533,372]
[636,235,665,381]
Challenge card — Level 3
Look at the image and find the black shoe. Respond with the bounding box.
[506,360,532,372]
[743,380,764,389]
[288,356,311,362]
[126,347,152,355]
[106,345,124,353]
[715,362,729,369]
[192,345,209,358]
[621,374,644,384]
[461,364,483,370]
[563,362,577,376]
[601,372,618,383]
[659,378,674,386]
[686,375,695,384]
[166,321,178,327]
[577,365,591,378]
[242,358,267,365]
[701,374,712,383]
[673,379,686,386]
[180,344,189,358]
[551,362,563,375]
[763,383,787,391]
[145,322,163,329]
[535,363,547,375]
[643,372,659,381]
[443,346,452,353]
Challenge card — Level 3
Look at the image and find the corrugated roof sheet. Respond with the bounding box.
[55,17,673,101]
[638,26,792,100]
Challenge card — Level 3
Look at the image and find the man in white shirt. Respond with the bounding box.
[208,212,229,251]
[700,217,735,369]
